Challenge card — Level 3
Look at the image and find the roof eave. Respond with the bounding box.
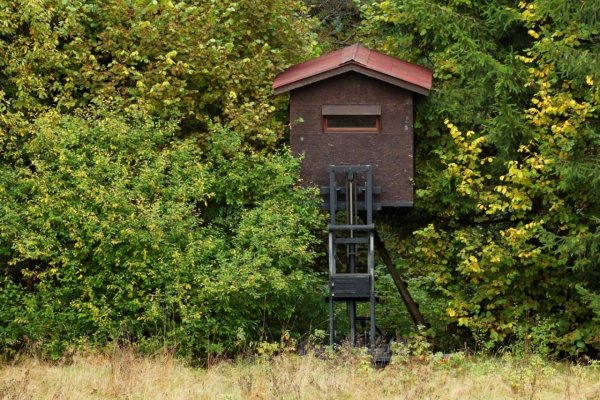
[273,64,431,96]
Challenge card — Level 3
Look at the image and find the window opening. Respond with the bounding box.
[322,105,381,133]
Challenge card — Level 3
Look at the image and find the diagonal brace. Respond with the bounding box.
[373,229,428,328]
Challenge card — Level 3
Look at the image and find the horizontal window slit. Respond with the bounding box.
[323,115,380,133]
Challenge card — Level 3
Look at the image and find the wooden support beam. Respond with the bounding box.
[373,229,428,328]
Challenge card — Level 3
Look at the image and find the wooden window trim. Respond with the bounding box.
[323,115,381,133]
[322,104,381,116]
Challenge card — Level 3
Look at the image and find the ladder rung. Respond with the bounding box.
[324,295,381,303]
[320,202,382,211]
[334,237,370,244]
[320,186,333,195]
[320,186,382,195]
[328,224,374,231]
[329,165,372,174]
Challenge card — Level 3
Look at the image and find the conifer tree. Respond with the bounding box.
[361,0,599,354]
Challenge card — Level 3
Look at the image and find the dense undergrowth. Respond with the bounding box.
[0,0,599,360]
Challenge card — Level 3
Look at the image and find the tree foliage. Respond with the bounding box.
[0,0,324,359]
[304,0,362,51]
[361,0,599,354]
[1,0,598,358]
[0,110,324,358]
[0,0,315,150]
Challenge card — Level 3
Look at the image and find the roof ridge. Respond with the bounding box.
[273,44,432,95]
[351,43,360,60]
[353,44,370,66]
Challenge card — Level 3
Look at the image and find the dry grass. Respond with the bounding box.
[1,348,599,400]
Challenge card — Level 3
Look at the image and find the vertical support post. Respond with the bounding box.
[329,167,337,225]
[347,174,356,346]
[328,168,337,346]
[365,166,375,349]
[350,303,357,347]
[328,232,335,346]
[366,166,373,225]
[368,232,376,350]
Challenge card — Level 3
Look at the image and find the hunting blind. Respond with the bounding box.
[273,44,433,360]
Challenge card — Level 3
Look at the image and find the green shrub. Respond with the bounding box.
[0,110,325,359]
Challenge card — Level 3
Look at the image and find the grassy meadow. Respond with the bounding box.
[1,348,599,400]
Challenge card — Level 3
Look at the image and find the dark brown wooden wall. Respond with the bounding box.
[289,72,414,206]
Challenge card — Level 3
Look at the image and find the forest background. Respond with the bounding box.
[0,0,598,361]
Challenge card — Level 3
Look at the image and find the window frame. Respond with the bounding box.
[323,115,381,133]
[321,104,382,134]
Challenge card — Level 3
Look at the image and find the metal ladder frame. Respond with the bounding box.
[326,165,376,349]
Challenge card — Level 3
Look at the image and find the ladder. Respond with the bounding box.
[324,165,380,349]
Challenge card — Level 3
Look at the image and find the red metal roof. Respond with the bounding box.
[273,44,433,95]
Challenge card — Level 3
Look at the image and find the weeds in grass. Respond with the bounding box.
[0,369,31,400]
[0,345,599,400]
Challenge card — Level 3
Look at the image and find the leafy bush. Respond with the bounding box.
[0,0,326,360]
[0,110,325,359]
